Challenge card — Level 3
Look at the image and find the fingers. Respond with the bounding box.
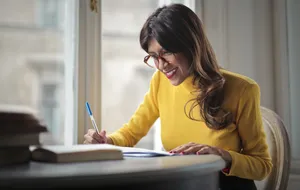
[183,144,206,154]
[99,130,106,136]
[85,129,106,144]
[98,130,106,139]
[91,131,103,143]
[196,146,211,155]
[169,142,221,156]
[87,129,97,136]
[170,142,196,153]
[170,145,186,153]
[98,130,107,143]
[83,134,100,144]
[196,146,219,155]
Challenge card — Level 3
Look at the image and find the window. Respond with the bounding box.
[38,0,65,29]
[0,0,77,145]
[41,84,59,134]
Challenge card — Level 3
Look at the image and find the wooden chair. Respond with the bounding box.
[255,106,291,190]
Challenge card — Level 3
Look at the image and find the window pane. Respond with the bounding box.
[0,0,76,145]
[170,0,185,4]
[101,0,158,149]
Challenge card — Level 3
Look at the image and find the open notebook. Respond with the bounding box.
[120,146,178,157]
[30,144,177,163]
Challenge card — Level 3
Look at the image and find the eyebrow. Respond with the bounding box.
[148,48,165,55]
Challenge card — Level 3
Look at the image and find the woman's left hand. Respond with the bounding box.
[170,142,232,166]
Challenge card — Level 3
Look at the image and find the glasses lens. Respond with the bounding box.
[162,53,173,61]
[146,56,157,68]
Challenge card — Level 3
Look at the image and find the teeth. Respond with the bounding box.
[166,69,176,77]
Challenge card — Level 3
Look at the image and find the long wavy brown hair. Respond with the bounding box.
[139,4,232,129]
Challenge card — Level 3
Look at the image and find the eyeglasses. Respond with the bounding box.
[144,51,174,68]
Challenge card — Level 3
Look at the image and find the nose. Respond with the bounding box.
[157,57,168,70]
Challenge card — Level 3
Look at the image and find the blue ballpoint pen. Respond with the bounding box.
[85,102,100,134]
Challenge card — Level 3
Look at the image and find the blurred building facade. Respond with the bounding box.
[0,0,65,144]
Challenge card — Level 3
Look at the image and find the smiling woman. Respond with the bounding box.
[139,4,232,129]
[85,3,272,189]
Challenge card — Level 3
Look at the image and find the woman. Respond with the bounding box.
[84,3,272,189]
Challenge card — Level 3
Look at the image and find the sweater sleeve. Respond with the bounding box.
[224,83,273,180]
[107,71,160,147]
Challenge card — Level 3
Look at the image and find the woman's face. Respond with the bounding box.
[148,39,191,86]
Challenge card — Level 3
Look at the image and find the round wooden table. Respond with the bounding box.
[0,154,225,190]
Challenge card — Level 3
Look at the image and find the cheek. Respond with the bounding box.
[171,57,184,68]
[170,54,190,75]
[177,60,190,74]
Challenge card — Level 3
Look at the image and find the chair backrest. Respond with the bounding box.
[255,106,291,190]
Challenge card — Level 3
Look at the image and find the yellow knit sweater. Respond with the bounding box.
[108,69,273,180]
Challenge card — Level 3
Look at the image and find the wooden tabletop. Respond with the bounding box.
[0,154,225,188]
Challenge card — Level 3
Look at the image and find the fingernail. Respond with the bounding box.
[180,152,184,155]
[196,152,200,155]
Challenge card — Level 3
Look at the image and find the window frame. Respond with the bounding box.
[76,0,102,144]
[60,0,78,145]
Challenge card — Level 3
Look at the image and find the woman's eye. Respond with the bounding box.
[162,51,172,55]
[150,55,158,59]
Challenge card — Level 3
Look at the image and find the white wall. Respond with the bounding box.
[200,0,275,110]
[287,0,300,160]
[197,0,299,175]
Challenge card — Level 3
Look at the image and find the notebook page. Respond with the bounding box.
[116,146,175,156]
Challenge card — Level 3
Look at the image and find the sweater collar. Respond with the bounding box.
[179,69,226,93]
[178,74,197,93]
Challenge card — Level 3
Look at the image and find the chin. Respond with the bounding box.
[170,79,182,86]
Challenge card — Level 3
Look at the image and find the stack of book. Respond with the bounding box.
[0,105,47,166]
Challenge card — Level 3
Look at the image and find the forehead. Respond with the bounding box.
[148,39,163,53]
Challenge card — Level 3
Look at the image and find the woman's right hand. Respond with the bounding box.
[84,129,111,144]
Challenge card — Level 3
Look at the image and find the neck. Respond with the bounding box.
[179,74,196,93]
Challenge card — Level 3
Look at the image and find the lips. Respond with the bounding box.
[164,68,177,79]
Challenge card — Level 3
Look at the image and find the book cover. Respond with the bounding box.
[0,147,31,166]
[0,104,48,134]
[30,144,124,163]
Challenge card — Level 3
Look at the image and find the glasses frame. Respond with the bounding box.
[143,51,174,68]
